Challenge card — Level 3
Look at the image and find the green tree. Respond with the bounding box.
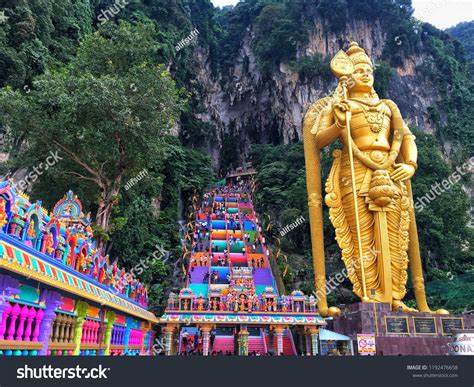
[447,21,474,64]
[0,0,93,88]
[0,21,184,247]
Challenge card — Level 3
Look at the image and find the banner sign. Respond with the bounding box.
[357,333,376,355]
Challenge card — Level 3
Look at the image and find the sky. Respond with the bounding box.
[412,0,473,29]
[210,0,473,30]
[211,0,239,7]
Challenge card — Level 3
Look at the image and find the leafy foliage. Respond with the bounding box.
[416,26,474,164]
[252,3,308,76]
[373,61,394,99]
[213,0,262,76]
[0,17,213,314]
[426,271,474,314]
[288,54,332,83]
[0,0,94,88]
[110,138,213,313]
[447,21,474,63]
[410,129,473,273]
[1,21,185,244]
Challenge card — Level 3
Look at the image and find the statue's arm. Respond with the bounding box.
[389,100,418,167]
[315,108,339,148]
[386,100,417,181]
[400,125,418,169]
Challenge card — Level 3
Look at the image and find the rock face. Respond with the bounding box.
[188,14,442,169]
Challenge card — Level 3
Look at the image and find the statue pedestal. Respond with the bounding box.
[327,303,474,355]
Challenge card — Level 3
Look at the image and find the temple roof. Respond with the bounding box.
[0,179,158,323]
[160,311,325,326]
[0,234,158,323]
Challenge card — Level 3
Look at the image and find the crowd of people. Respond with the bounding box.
[180,328,217,355]
[187,179,266,286]
[179,327,285,356]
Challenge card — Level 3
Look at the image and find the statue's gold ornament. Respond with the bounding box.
[303,42,447,316]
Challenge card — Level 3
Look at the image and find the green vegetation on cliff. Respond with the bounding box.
[0,0,94,88]
[447,21,474,63]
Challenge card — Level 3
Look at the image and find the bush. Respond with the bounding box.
[289,53,332,83]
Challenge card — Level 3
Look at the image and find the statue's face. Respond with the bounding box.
[349,63,374,92]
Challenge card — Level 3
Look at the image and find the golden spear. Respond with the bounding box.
[330,50,369,302]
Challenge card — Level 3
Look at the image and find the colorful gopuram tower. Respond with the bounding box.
[0,180,157,356]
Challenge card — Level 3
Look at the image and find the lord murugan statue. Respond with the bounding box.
[303,42,446,316]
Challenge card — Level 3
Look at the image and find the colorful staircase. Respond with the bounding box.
[175,176,304,356]
[264,330,297,356]
[253,268,273,286]
[282,334,295,356]
[212,336,235,353]
[248,330,266,355]
[190,266,208,284]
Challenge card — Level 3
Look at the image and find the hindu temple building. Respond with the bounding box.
[160,171,327,356]
[0,180,158,356]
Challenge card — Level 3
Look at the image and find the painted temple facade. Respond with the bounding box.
[0,180,158,356]
[160,173,326,356]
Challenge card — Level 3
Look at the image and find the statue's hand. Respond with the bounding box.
[333,101,351,127]
[391,163,415,181]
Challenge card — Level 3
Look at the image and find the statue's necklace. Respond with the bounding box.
[353,100,385,134]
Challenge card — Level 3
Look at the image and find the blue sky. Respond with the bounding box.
[210,0,473,29]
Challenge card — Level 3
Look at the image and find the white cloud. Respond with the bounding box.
[412,0,473,29]
[211,0,239,7]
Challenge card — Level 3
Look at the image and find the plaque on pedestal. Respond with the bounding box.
[413,317,437,335]
[329,303,473,355]
[441,317,464,335]
[385,316,409,334]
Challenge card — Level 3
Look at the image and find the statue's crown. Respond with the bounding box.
[346,42,373,67]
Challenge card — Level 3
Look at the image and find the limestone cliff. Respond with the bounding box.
[181,1,465,169]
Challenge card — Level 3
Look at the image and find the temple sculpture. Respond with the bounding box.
[0,181,157,356]
[303,42,447,316]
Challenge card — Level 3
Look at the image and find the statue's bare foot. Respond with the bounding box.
[392,300,417,313]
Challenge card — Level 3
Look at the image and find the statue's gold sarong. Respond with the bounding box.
[326,149,410,303]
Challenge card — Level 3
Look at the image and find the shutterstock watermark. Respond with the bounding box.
[312,246,380,302]
[14,150,63,192]
[175,28,199,52]
[414,157,474,212]
[17,365,110,379]
[98,243,169,305]
[152,336,167,355]
[97,0,129,24]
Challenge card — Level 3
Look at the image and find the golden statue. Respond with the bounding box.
[303,42,447,316]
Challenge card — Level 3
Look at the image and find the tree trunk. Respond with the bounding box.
[95,180,122,251]
[52,138,126,252]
